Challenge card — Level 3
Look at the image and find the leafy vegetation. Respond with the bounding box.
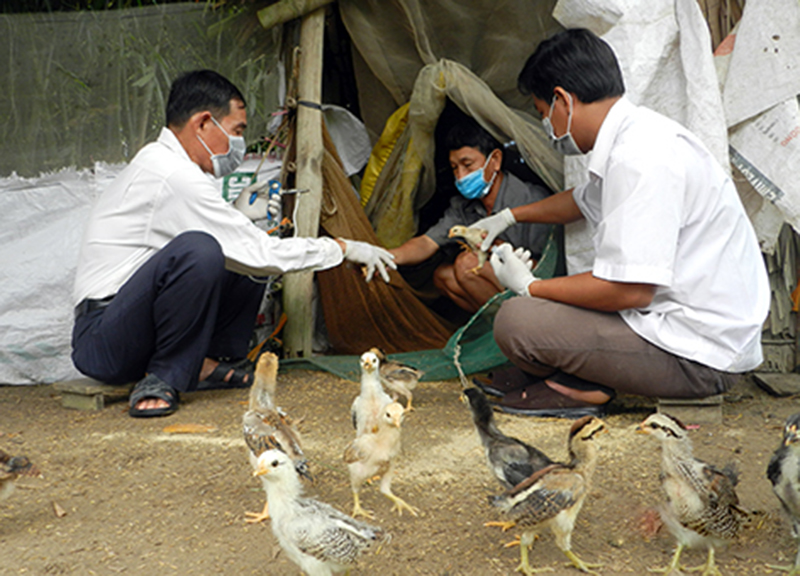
[0,1,233,14]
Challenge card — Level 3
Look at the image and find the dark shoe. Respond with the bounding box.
[472,366,543,397]
[196,358,254,391]
[490,381,609,419]
[129,374,180,418]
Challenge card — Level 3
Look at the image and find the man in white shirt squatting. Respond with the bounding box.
[72,70,395,418]
[470,28,769,418]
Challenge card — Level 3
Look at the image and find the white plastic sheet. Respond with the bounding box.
[716,0,800,247]
[0,164,124,384]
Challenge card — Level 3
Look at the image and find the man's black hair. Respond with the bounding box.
[444,118,502,157]
[166,70,246,128]
[517,28,625,103]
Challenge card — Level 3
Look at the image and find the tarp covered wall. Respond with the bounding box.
[0,4,284,384]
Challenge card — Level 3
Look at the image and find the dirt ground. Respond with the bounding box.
[1,369,798,575]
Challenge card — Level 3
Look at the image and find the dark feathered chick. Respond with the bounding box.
[243,352,310,523]
[369,347,423,412]
[637,412,746,576]
[0,449,40,501]
[767,412,800,576]
[448,224,488,274]
[463,387,554,489]
[489,416,607,575]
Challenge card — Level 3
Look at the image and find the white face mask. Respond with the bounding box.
[197,116,246,178]
[542,93,583,156]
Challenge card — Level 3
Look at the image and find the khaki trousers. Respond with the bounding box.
[493,297,739,399]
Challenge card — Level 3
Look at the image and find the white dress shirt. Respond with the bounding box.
[74,127,343,305]
[572,97,769,372]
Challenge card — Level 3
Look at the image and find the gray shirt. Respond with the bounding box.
[424,172,551,258]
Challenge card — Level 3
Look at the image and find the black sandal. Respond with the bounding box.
[196,358,253,391]
[129,374,179,418]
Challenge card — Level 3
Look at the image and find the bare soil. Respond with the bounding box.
[0,371,797,575]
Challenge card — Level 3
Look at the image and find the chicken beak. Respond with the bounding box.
[635,424,649,435]
[253,467,269,477]
[786,425,799,446]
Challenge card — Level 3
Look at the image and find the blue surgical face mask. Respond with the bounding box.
[197,117,246,178]
[542,93,583,156]
[455,152,497,200]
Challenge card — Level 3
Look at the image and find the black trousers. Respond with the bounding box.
[71,231,266,392]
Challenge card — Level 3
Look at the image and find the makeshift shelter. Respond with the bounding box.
[1,0,798,385]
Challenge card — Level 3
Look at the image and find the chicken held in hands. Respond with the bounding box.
[448,224,489,274]
[637,412,746,576]
[243,351,310,524]
[767,412,800,576]
[489,416,607,575]
[344,401,418,519]
[463,386,554,489]
[254,449,388,576]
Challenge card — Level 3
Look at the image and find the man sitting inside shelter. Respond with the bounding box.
[389,119,551,314]
[71,69,394,419]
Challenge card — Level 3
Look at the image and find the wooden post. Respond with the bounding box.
[283,7,326,358]
[257,0,335,30]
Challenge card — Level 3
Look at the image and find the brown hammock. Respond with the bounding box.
[311,124,453,354]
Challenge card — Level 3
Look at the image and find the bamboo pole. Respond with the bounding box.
[257,0,335,31]
[282,7,326,358]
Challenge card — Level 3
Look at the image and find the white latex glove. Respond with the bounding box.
[470,207,517,251]
[490,243,538,297]
[341,239,397,283]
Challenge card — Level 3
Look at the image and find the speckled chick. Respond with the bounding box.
[243,352,310,523]
[254,449,388,576]
[489,416,607,575]
[638,412,746,576]
[767,412,800,576]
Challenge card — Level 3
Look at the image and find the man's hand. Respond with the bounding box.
[470,208,516,251]
[490,243,538,297]
[341,239,397,283]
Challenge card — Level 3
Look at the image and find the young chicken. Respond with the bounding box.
[344,401,418,519]
[463,386,554,489]
[351,350,394,436]
[767,412,800,576]
[0,449,40,501]
[448,224,488,274]
[369,347,423,412]
[254,449,388,576]
[489,416,607,575]
[243,351,310,523]
[637,412,746,576]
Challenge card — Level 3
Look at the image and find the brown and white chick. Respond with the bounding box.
[463,387,554,490]
[489,416,607,575]
[369,347,423,412]
[767,412,800,576]
[351,351,394,436]
[637,412,745,576]
[254,449,388,576]
[0,449,40,501]
[448,224,488,274]
[243,351,310,523]
[344,401,418,519]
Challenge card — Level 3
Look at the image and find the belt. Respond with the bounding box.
[74,295,115,319]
